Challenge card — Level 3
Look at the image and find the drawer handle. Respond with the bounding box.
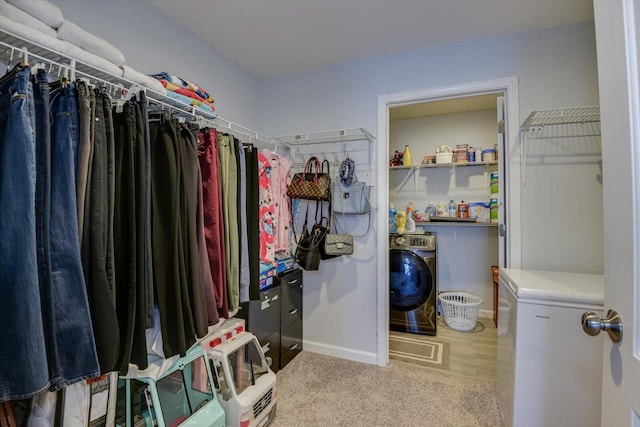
[288,343,298,351]
[288,278,299,285]
[288,308,298,315]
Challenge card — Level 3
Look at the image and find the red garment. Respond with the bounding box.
[174,87,215,109]
[197,129,228,319]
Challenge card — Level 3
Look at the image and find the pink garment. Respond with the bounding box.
[257,152,276,264]
[262,149,292,253]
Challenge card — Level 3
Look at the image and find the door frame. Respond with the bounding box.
[375,77,520,366]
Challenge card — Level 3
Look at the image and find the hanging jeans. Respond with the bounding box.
[75,80,92,243]
[0,65,48,401]
[198,129,228,318]
[47,80,100,388]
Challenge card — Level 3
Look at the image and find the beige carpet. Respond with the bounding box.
[271,351,503,427]
[389,332,450,370]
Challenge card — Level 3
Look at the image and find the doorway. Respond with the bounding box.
[375,77,520,366]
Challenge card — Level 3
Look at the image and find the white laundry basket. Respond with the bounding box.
[439,291,483,331]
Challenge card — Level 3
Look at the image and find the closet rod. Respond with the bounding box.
[0,32,276,147]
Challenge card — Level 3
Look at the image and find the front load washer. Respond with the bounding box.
[389,233,437,336]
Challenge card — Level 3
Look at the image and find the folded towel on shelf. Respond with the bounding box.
[121,65,167,95]
[165,90,216,115]
[157,79,215,107]
[150,71,214,103]
[57,20,125,66]
[0,0,57,38]
[6,0,64,28]
[64,41,123,78]
[158,78,181,92]
[0,15,68,55]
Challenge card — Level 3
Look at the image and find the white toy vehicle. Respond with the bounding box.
[203,319,277,427]
[115,344,226,427]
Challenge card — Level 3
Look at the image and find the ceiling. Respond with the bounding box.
[147,0,594,80]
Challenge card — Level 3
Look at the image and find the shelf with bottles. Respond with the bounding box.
[416,219,498,227]
[389,160,498,171]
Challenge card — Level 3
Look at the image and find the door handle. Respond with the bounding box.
[581,309,623,343]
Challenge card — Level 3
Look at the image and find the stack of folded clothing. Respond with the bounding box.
[0,0,166,95]
[150,72,216,114]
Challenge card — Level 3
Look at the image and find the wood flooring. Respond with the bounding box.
[389,316,497,383]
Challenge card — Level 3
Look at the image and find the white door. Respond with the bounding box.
[497,96,506,267]
[593,0,640,424]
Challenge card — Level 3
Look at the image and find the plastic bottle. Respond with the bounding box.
[396,211,407,234]
[406,201,415,216]
[457,200,469,218]
[403,145,412,166]
[406,215,416,233]
[389,204,397,233]
[448,200,456,218]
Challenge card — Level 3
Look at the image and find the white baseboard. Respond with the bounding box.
[303,340,378,365]
[479,309,493,319]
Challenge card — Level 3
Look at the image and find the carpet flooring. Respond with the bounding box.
[270,351,503,427]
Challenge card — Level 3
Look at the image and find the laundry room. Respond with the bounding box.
[1,0,636,426]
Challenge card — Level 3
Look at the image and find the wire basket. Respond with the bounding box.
[439,292,483,331]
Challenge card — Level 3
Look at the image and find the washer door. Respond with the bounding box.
[389,249,433,311]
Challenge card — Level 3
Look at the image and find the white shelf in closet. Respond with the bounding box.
[416,221,498,227]
[389,160,498,171]
[390,160,499,193]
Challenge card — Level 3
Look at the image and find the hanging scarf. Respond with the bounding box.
[339,158,356,185]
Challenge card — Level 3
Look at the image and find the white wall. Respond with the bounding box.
[258,22,600,363]
[52,0,259,126]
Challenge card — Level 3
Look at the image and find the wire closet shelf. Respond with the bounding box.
[520,106,600,134]
[275,128,375,170]
[520,105,601,185]
[0,28,275,146]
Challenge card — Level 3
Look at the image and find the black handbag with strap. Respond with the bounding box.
[294,202,325,270]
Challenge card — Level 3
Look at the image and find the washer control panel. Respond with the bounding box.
[389,234,436,251]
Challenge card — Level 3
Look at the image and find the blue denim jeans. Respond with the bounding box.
[0,65,49,402]
[47,81,100,388]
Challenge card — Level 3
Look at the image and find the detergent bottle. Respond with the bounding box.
[395,211,407,234]
[402,145,412,166]
[389,204,397,233]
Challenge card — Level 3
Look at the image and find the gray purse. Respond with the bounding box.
[323,233,354,256]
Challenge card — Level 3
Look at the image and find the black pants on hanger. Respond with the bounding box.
[136,92,155,330]
[149,113,196,358]
[81,87,120,374]
[176,122,208,338]
[112,101,148,373]
[244,146,260,300]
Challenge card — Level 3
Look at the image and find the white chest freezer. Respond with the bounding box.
[496,268,604,427]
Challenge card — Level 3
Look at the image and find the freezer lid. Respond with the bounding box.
[499,268,604,307]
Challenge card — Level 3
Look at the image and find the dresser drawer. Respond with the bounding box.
[247,287,280,341]
[280,285,302,327]
[260,331,281,373]
[280,320,302,369]
[277,269,302,292]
